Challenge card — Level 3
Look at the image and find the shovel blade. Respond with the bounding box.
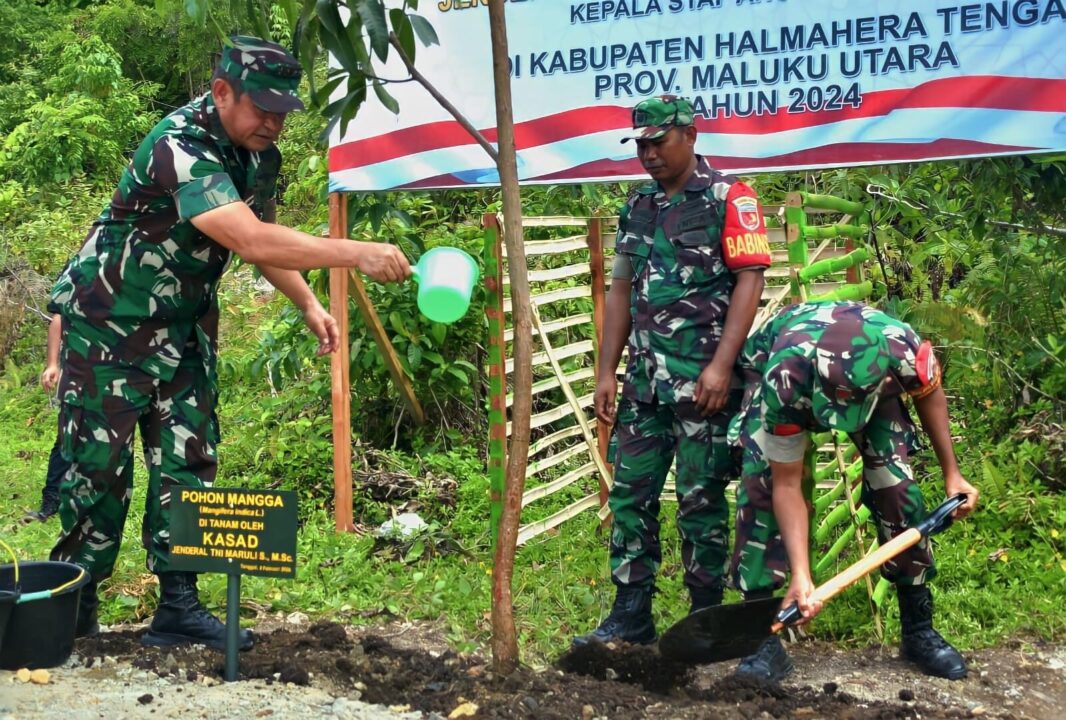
[658,596,781,664]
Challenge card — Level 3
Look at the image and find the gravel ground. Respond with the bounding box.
[1,656,427,720]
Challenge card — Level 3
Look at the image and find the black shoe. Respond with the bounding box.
[734,636,794,683]
[141,572,253,652]
[571,585,656,647]
[76,579,100,638]
[898,585,966,679]
[24,493,60,522]
[688,585,723,615]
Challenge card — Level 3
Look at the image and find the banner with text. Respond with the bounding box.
[328,0,1066,191]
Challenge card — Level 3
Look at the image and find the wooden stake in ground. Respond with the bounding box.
[487,0,531,675]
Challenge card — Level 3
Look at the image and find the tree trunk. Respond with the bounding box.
[487,0,530,676]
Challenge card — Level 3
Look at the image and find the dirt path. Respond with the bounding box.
[2,618,1063,719]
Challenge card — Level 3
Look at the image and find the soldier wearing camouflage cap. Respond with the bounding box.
[572,96,772,648]
[728,301,978,682]
[48,36,409,651]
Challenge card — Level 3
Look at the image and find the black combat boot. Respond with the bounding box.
[734,636,794,682]
[75,579,100,638]
[571,585,656,647]
[897,584,966,679]
[24,492,60,522]
[141,572,253,651]
[688,584,724,615]
[733,590,793,683]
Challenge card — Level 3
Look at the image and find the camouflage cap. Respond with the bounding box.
[808,318,893,433]
[620,95,696,143]
[217,35,304,113]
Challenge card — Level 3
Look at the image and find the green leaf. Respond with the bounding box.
[317,2,361,73]
[404,540,425,564]
[184,0,207,25]
[372,80,400,115]
[333,79,368,139]
[315,0,343,38]
[409,13,439,47]
[446,366,467,382]
[314,72,347,108]
[344,5,366,55]
[369,203,387,231]
[358,0,390,62]
[247,0,272,39]
[388,310,407,336]
[279,0,301,31]
[390,9,416,63]
[429,323,447,346]
[407,342,423,368]
[388,208,415,228]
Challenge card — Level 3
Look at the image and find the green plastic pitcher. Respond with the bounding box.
[411,247,480,324]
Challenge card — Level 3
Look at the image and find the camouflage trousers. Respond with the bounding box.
[50,340,219,582]
[609,395,740,591]
[730,396,933,594]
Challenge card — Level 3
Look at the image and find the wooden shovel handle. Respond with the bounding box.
[771,527,922,633]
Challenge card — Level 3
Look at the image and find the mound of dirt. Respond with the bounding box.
[54,620,1062,719]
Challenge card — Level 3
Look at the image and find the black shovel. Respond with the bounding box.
[659,494,968,664]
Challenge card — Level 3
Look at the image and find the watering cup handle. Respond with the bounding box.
[410,265,420,282]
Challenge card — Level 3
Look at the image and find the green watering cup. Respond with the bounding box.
[411,247,480,324]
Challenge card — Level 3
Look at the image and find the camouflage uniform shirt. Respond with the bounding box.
[49,93,280,381]
[737,301,942,461]
[615,155,771,405]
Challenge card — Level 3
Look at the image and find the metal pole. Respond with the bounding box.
[224,573,241,682]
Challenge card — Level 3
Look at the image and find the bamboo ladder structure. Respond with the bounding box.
[483,214,613,545]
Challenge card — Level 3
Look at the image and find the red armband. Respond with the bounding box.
[722,182,771,271]
[908,341,942,399]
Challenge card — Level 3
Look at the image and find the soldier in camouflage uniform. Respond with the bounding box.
[728,301,979,681]
[48,36,410,651]
[573,96,771,647]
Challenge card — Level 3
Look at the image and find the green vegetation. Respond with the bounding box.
[0,1,1063,665]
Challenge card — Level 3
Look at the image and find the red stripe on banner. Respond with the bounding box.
[693,75,1066,136]
[329,76,1066,173]
[390,139,1033,189]
[328,106,631,174]
[523,139,1037,183]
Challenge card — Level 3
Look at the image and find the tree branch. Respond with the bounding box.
[387,33,499,163]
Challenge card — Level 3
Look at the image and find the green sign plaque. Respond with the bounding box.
[169,488,298,578]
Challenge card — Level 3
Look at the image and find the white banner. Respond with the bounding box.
[328,0,1066,191]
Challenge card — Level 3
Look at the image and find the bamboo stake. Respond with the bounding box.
[834,437,883,639]
[328,194,353,532]
[529,302,614,497]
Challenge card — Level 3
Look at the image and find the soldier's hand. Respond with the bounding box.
[303,303,341,356]
[781,573,822,626]
[355,242,411,284]
[944,472,979,519]
[694,363,730,416]
[40,365,60,393]
[594,376,618,426]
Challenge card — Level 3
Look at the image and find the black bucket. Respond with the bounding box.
[0,561,90,670]
[0,587,18,656]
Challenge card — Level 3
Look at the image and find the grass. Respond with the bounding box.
[2,318,1064,667]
